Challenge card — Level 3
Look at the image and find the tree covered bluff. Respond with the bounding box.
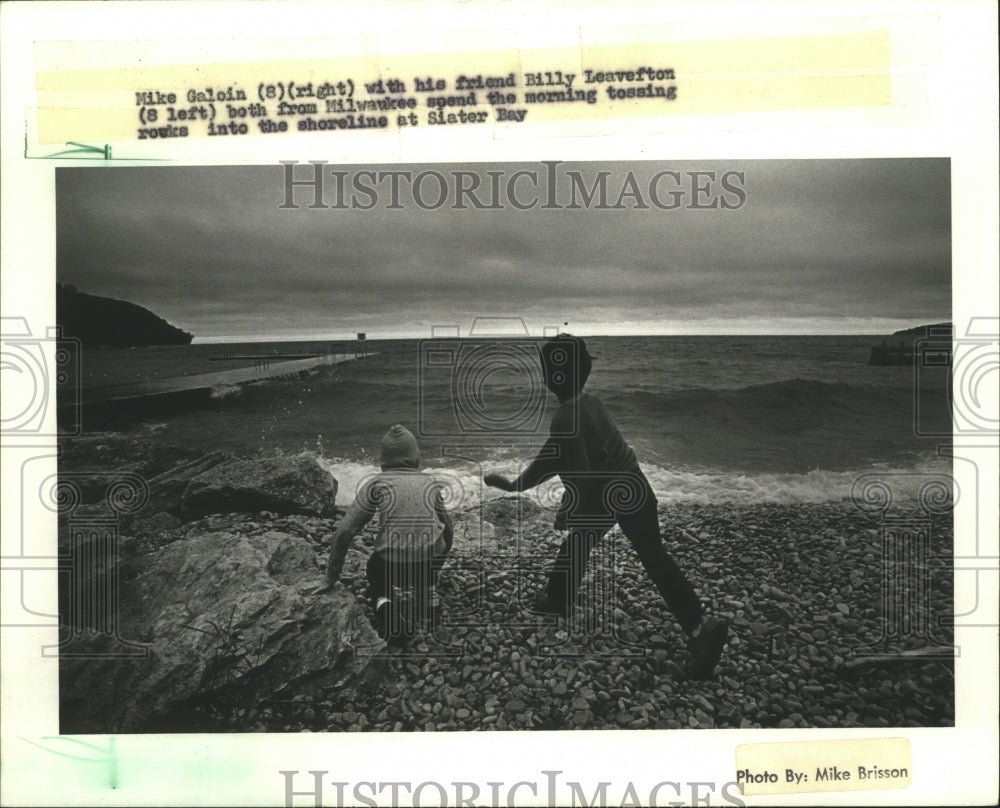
[57,284,193,347]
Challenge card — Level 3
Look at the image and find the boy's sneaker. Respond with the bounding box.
[375,598,410,647]
[530,592,567,618]
[375,598,393,639]
[688,616,730,680]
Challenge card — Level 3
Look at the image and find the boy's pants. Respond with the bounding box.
[545,479,703,635]
[366,550,448,630]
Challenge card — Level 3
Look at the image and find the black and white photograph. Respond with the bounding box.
[54,160,956,736]
[2,3,997,807]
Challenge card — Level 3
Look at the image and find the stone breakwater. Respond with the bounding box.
[56,437,954,733]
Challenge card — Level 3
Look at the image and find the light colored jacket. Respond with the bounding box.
[362,470,448,561]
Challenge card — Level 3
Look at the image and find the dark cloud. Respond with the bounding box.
[56,159,951,338]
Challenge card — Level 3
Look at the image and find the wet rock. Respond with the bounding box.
[61,528,382,732]
[137,451,233,518]
[181,455,338,518]
[267,535,322,583]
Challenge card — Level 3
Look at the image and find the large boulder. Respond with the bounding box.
[142,451,232,516]
[60,524,383,733]
[180,455,338,518]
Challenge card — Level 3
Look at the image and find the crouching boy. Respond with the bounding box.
[314,424,452,645]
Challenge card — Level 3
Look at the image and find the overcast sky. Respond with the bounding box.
[56,159,950,341]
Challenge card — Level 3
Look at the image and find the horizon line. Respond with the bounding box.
[192,327,951,344]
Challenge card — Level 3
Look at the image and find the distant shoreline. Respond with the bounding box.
[189,328,952,344]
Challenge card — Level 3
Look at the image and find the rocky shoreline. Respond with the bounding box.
[57,436,955,733]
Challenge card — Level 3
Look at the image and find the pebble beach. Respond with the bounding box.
[237,497,955,733]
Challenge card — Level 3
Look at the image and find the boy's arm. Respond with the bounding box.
[314,497,374,592]
[486,408,590,493]
[513,437,575,491]
[434,487,454,552]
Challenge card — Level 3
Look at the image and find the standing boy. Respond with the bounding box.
[484,335,728,679]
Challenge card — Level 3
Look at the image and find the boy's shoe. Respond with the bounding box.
[688,616,730,680]
[375,598,394,640]
[530,592,567,618]
[386,631,410,649]
[375,598,411,647]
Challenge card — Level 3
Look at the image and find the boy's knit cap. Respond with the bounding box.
[380,424,419,467]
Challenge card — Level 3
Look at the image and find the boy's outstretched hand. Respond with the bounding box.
[483,472,515,492]
[311,580,338,595]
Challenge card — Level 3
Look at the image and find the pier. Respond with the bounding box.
[58,349,374,426]
[869,324,953,367]
[868,341,915,366]
[868,338,952,367]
